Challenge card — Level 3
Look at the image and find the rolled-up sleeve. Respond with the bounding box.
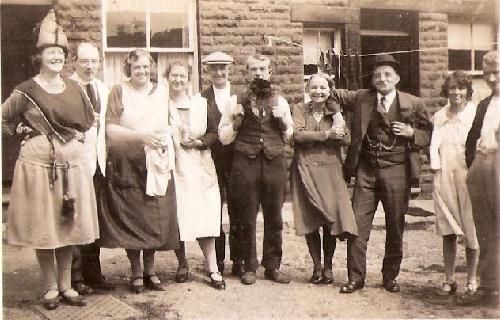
[278,96,294,142]
[218,96,239,145]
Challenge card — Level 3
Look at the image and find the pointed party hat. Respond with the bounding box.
[36,9,68,50]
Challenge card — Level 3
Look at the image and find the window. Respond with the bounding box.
[303,28,341,79]
[103,0,198,90]
[448,18,496,73]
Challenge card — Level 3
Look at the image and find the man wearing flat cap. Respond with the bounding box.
[331,54,432,294]
[200,51,244,276]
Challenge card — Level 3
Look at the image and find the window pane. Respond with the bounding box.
[474,50,490,71]
[448,23,471,50]
[448,49,472,70]
[151,1,190,48]
[472,24,495,50]
[106,0,146,48]
[303,30,319,65]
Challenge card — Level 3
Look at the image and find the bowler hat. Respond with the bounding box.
[36,9,68,50]
[202,51,233,65]
[372,54,400,74]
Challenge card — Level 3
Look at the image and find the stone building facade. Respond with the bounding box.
[1,0,498,194]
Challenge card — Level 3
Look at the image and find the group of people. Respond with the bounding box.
[2,9,499,311]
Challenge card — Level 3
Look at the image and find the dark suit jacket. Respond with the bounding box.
[201,84,238,171]
[465,94,493,168]
[332,89,432,183]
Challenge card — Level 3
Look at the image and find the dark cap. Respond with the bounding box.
[372,54,400,75]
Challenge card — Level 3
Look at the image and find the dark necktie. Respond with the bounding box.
[86,83,100,113]
[377,95,387,115]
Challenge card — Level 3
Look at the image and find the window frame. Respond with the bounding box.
[101,0,199,90]
[447,16,497,75]
[102,0,197,52]
[302,27,342,80]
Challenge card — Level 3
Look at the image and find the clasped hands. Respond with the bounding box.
[141,129,171,149]
[325,127,346,140]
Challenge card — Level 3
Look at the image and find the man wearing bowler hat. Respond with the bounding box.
[200,51,244,276]
[331,54,432,293]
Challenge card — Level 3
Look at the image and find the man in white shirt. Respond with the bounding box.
[69,42,113,294]
[218,54,293,285]
[461,50,500,306]
[198,52,244,276]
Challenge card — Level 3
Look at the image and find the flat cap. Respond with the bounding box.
[202,51,233,65]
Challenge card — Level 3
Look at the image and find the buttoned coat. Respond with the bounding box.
[332,89,432,183]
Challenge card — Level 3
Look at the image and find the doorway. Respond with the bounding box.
[1,4,52,183]
[360,9,419,95]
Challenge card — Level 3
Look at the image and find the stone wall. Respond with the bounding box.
[198,0,304,105]
[55,0,102,76]
[418,12,448,113]
[417,13,448,198]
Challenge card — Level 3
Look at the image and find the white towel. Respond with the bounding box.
[144,135,175,196]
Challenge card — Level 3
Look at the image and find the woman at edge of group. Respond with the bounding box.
[166,60,226,290]
[99,49,179,293]
[291,73,358,284]
[430,71,479,295]
[2,10,98,309]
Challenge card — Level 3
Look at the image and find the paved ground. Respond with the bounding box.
[3,200,499,319]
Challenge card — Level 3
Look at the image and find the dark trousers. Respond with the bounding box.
[71,168,104,284]
[214,155,243,266]
[467,153,499,291]
[230,150,287,272]
[347,157,409,282]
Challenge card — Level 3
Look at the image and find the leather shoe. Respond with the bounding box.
[231,262,245,277]
[309,269,322,284]
[264,269,290,284]
[210,272,226,290]
[72,281,94,295]
[60,290,86,307]
[339,280,365,294]
[241,271,257,285]
[383,279,400,293]
[130,277,145,294]
[143,274,165,291]
[42,291,60,310]
[175,266,189,283]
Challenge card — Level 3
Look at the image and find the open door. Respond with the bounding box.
[360,9,419,96]
[1,4,52,184]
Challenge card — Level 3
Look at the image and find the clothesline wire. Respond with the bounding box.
[264,35,498,57]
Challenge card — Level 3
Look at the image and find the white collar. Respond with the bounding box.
[377,90,396,104]
[70,72,94,86]
[212,83,230,92]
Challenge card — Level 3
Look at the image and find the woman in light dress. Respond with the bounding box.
[167,60,226,290]
[430,71,479,295]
